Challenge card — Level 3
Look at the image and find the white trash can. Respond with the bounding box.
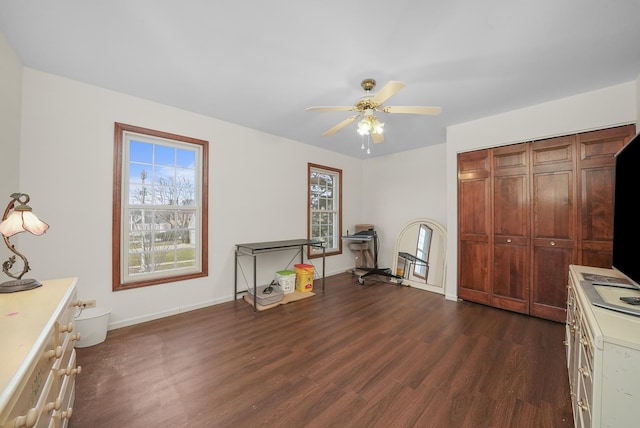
[74,307,111,348]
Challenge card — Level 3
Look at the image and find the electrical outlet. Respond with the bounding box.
[83,299,96,308]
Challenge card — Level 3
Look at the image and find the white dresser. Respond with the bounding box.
[0,278,81,428]
[567,265,640,428]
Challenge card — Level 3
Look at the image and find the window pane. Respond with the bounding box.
[177,149,195,169]
[155,145,175,166]
[130,140,152,163]
[154,165,175,182]
[129,163,150,184]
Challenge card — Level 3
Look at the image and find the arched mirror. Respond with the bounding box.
[392,218,446,294]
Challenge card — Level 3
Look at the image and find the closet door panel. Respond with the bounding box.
[458,150,491,303]
[580,167,615,268]
[491,144,529,313]
[530,136,576,323]
[577,124,636,268]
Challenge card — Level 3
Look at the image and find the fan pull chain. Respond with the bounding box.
[361,134,371,154]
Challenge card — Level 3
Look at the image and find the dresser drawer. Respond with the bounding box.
[55,292,78,347]
[50,351,78,428]
[4,369,54,428]
[577,375,592,428]
[3,331,60,424]
[578,339,593,406]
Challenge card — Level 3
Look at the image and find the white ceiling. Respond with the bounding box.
[1,1,639,159]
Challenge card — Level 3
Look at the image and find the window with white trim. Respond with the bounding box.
[308,163,342,257]
[113,123,208,291]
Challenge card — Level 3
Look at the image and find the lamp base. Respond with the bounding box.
[0,278,43,293]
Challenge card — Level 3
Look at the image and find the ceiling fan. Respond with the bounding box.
[306,79,442,144]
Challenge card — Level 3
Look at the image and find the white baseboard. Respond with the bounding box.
[107,271,349,330]
[107,296,232,330]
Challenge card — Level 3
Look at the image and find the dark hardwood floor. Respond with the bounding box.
[71,273,573,428]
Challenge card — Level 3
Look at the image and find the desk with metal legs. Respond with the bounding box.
[234,239,325,312]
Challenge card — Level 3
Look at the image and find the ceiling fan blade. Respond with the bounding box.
[322,115,359,137]
[372,131,384,144]
[371,81,406,105]
[306,106,355,112]
[383,106,442,115]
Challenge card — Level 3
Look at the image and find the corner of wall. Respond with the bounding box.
[0,32,23,262]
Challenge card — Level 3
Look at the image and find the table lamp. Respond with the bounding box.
[0,193,49,293]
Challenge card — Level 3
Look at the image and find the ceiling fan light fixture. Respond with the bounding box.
[307,79,440,147]
[357,115,383,136]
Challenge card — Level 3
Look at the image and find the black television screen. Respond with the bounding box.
[612,131,640,288]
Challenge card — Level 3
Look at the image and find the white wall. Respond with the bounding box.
[18,69,364,329]
[445,81,637,300]
[361,143,447,272]
[0,33,22,263]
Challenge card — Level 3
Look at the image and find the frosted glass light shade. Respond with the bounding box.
[356,115,384,136]
[0,210,49,237]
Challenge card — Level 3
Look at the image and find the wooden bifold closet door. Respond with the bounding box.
[457,124,635,322]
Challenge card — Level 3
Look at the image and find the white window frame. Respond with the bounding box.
[113,123,208,291]
[308,163,342,257]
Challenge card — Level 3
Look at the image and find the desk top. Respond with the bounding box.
[236,239,323,252]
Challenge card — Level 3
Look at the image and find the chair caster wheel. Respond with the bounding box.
[358,278,365,285]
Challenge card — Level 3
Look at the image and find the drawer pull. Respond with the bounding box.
[550,241,556,246]
[578,367,591,378]
[53,407,73,426]
[60,407,73,420]
[14,408,38,427]
[506,238,512,243]
[60,322,74,333]
[46,345,63,359]
[58,365,82,377]
[45,397,63,412]
[71,333,82,342]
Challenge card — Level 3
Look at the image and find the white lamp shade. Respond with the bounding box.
[0,210,49,237]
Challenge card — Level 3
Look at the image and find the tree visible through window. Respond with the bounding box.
[113,123,208,291]
[308,163,342,257]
